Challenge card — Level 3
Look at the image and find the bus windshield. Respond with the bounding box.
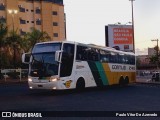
[32,43,61,53]
[30,43,62,78]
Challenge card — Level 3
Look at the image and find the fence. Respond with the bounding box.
[0,69,28,83]
[0,69,160,84]
[136,70,160,84]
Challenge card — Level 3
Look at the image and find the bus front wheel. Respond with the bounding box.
[76,78,85,90]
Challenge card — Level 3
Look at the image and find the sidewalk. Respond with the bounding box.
[0,78,27,84]
[136,77,160,84]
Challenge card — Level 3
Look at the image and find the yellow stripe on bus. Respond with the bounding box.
[102,63,136,85]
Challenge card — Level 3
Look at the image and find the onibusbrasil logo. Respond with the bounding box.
[1,112,42,118]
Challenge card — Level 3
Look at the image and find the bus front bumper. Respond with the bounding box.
[28,81,64,90]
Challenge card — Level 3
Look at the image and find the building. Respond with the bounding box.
[136,47,158,70]
[0,0,66,41]
[136,55,156,70]
[148,47,156,56]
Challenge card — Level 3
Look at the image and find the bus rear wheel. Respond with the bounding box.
[124,76,129,85]
[76,78,85,91]
[119,76,125,86]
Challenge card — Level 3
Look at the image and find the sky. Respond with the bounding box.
[63,0,160,55]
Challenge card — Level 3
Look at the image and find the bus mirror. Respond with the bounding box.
[22,53,31,64]
[55,51,62,62]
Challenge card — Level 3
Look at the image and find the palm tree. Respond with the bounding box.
[24,28,51,52]
[6,30,24,68]
[0,22,7,48]
[0,22,8,68]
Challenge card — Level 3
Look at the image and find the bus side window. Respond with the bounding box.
[131,56,135,65]
[82,47,88,60]
[88,48,99,61]
[128,55,132,64]
[110,52,116,63]
[106,53,110,62]
[76,46,88,61]
[123,55,127,64]
[125,55,129,64]
[126,55,133,64]
[119,54,124,64]
[76,46,84,60]
[100,50,110,63]
[87,48,92,61]
[76,46,82,60]
[94,48,100,61]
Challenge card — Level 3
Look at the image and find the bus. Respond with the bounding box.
[22,41,136,90]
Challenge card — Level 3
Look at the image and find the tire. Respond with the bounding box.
[124,76,129,85]
[76,78,85,91]
[119,76,125,86]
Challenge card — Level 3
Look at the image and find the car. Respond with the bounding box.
[151,72,160,82]
[0,72,4,80]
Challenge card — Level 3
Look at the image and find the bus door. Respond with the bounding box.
[60,43,75,87]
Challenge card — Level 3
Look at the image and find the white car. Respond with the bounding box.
[151,72,160,82]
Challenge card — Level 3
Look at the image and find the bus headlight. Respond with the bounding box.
[28,77,32,82]
[50,77,59,82]
[29,86,33,89]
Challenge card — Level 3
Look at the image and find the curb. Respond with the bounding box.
[135,82,160,86]
[0,81,28,85]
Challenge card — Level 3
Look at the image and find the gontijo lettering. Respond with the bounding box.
[112,65,126,70]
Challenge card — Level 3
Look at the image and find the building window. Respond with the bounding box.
[53,33,58,37]
[31,10,34,12]
[35,7,41,14]
[53,22,58,26]
[31,21,34,23]
[0,16,6,23]
[0,3,5,10]
[19,18,26,24]
[52,11,58,15]
[36,19,41,25]
[20,29,26,35]
[18,6,25,12]
[50,0,63,5]
[27,21,29,23]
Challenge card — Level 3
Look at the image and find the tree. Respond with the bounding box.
[149,45,160,68]
[0,22,8,68]
[24,28,51,52]
[5,30,24,68]
[0,22,7,47]
[1,27,51,68]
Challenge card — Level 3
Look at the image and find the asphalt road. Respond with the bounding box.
[0,83,160,119]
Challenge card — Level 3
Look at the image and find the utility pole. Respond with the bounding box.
[129,0,135,53]
[8,9,18,68]
[151,39,159,69]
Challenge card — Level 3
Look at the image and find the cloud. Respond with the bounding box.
[135,48,148,55]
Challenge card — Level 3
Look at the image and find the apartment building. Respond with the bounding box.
[0,0,66,41]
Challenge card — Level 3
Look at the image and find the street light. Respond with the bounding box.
[114,22,121,25]
[8,9,18,68]
[129,0,135,53]
[8,9,18,31]
[125,21,132,25]
[114,22,132,25]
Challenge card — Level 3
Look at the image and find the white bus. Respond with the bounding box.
[22,41,136,90]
